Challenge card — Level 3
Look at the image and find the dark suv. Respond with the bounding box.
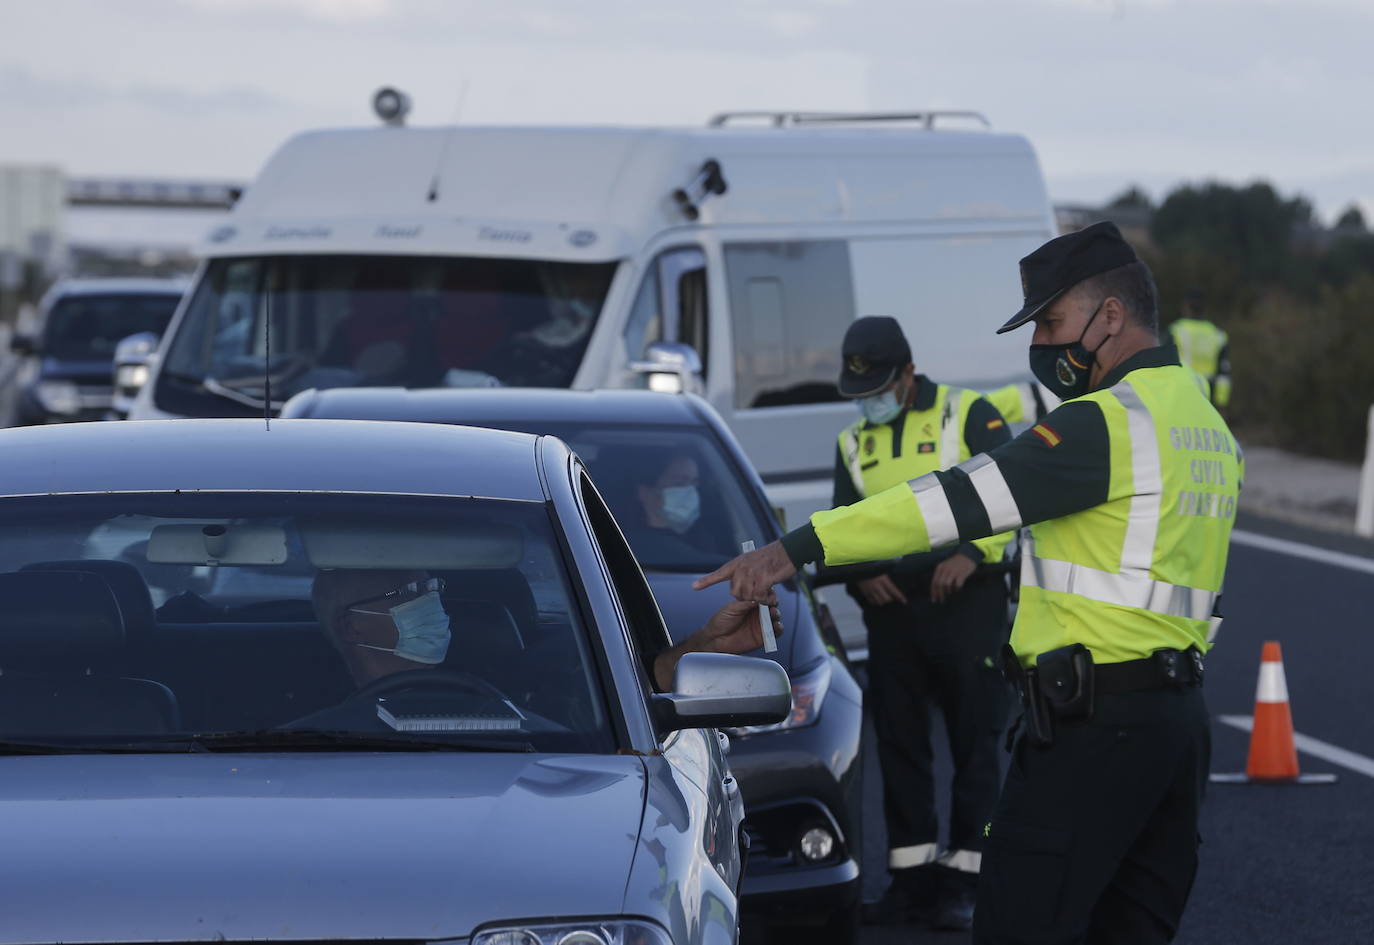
[3,278,184,425]
[283,387,865,943]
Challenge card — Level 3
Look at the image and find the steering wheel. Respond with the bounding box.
[346,668,517,709]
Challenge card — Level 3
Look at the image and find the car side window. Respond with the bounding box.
[578,473,673,687]
[725,239,856,408]
[622,246,709,378]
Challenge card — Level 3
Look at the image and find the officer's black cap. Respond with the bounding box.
[997,221,1140,334]
[838,316,912,398]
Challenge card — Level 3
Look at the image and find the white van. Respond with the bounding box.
[131,109,1054,573]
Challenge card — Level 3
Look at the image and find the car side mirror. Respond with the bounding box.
[629,342,703,395]
[9,333,37,356]
[652,652,791,732]
[112,332,160,397]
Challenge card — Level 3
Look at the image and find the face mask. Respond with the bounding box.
[660,485,701,534]
[1028,300,1107,400]
[858,386,904,425]
[355,590,452,665]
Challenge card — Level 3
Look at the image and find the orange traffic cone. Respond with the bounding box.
[1212,641,1337,785]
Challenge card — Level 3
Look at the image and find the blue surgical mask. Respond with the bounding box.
[660,485,700,534]
[858,388,904,425]
[355,590,452,665]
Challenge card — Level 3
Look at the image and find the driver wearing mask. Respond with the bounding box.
[295,566,780,729]
[628,453,705,563]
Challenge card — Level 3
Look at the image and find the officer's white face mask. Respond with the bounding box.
[857,381,906,425]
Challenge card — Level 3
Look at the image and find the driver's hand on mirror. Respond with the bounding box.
[693,539,796,602]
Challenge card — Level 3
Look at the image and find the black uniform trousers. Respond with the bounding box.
[862,571,1011,869]
[973,686,1211,945]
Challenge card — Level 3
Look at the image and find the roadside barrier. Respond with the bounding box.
[1357,404,1374,538]
[1210,641,1337,785]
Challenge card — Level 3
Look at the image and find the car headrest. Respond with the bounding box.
[0,571,125,668]
[20,560,156,647]
[437,568,537,638]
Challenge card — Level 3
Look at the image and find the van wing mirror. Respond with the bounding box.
[652,652,791,732]
[629,341,703,394]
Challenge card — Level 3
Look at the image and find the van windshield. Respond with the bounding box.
[157,255,616,415]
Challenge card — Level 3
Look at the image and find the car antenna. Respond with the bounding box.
[427,79,470,203]
[264,277,272,431]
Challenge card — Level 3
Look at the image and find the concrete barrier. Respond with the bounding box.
[1357,404,1374,538]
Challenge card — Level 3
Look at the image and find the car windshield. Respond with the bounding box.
[44,294,181,361]
[486,423,769,573]
[0,492,612,754]
[159,255,616,413]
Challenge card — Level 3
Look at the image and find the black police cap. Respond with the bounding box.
[997,221,1140,334]
[838,316,912,398]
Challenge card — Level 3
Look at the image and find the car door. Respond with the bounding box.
[561,456,743,943]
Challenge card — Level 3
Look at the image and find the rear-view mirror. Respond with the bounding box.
[652,652,791,732]
[147,523,289,566]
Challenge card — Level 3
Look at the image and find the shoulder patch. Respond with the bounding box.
[986,418,1005,430]
[1031,423,1062,448]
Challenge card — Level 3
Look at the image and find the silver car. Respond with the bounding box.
[0,418,789,945]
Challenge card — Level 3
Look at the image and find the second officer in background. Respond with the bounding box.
[834,317,1014,931]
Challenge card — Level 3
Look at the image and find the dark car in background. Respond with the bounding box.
[1,278,185,425]
[283,387,866,943]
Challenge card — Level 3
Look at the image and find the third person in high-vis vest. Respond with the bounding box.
[830,316,1014,932]
[1169,288,1232,411]
[696,222,1240,945]
[983,378,1058,426]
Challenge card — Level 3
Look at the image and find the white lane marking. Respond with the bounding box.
[1218,715,1374,779]
[1230,529,1374,577]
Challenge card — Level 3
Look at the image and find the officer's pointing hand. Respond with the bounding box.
[694,540,797,602]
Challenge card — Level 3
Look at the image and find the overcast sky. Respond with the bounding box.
[4,0,1373,224]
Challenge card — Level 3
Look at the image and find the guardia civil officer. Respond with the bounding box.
[1169,289,1232,411]
[830,317,1014,931]
[697,222,1240,944]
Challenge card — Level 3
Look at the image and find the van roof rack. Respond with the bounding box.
[707,110,991,130]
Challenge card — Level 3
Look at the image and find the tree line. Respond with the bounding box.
[1111,182,1374,461]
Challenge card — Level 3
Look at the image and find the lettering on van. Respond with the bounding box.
[479,226,532,243]
[265,225,332,241]
[375,224,422,239]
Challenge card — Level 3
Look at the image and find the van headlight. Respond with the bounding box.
[725,658,831,736]
[473,920,673,945]
[35,380,82,415]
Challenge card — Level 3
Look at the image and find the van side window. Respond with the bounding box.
[578,473,674,690]
[725,240,855,408]
[622,247,709,378]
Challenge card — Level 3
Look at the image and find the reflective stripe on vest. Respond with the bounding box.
[1021,377,1214,621]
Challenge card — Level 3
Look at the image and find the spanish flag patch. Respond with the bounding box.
[1031,423,1062,448]
[986,418,1005,430]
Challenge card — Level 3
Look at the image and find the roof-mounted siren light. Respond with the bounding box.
[373,87,412,127]
[671,159,728,221]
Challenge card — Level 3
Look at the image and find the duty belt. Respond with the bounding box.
[1002,645,1205,749]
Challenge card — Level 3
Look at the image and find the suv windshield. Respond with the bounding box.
[44,294,181,361]
[0,492,612,754]
[158,255,616,415]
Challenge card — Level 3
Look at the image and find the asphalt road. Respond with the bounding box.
[851,514,1374,944]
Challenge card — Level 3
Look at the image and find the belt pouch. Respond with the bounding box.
[1036,643,1095,722]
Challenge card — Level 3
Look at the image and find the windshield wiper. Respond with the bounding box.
[129,729,537,753]
[0,739,134,756]
[202,376,285,411]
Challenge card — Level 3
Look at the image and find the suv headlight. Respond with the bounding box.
[35,379,81,415]
[725,658,831,736]
[473,920,673,945]
[115,363,150,395]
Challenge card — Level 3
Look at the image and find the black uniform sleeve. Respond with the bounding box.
[942,400,1112,539]
[832,443,861,508]
[962,396,1013,455]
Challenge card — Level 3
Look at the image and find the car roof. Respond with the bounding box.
[44,277,189,299]
[0,419,546,501]
[287,387,708,428]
